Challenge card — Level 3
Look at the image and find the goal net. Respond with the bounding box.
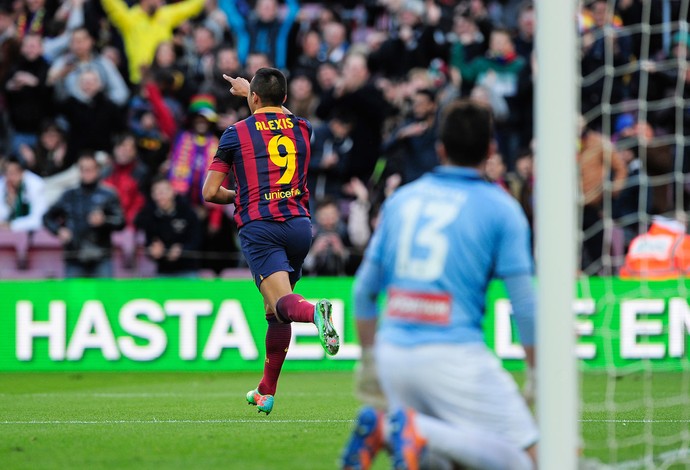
[577,0,690,467]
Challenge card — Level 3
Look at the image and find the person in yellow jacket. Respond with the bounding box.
[100,0,205,84]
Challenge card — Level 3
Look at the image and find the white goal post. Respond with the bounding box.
[535,0,579,468]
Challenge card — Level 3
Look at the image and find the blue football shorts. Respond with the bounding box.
[238,217,313,289]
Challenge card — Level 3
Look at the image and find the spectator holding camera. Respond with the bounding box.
[316,52,391,183]
[58,68,126,163]
[135,176,201,277]
[48,27,129,106]
[382,88,440,185]
[43,152,125,278]
[308,110,354,203]
[368,0,447,79]
[304,197,351,276]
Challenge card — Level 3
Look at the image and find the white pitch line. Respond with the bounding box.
[580,419,690,423]
[0,391,351,399]
[612,449,690,470]
[3,418,689,425]
[0,393,239,399]
[0,419,353,425]
[4,418,688,426]
[0,393,230,399]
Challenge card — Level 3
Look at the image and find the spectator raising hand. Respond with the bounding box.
[99,0,205,84]
[5,33,53,155]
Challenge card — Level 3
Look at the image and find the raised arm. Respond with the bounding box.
[99,57,130,106]
[160,0,205,29]
[223,74,249,98]
[43,1,85,62]
[144,80,177,140]
[223,73,294,115]
[99,0,133,31]
[217,0,249,65]
[274,0,300,70]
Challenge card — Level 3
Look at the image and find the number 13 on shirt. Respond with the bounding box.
[395,199,462,281]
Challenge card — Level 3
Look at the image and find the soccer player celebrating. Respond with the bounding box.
[341,100,538,469]
[202,68,339,416]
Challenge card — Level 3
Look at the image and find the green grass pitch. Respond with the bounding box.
[1,371,689,469]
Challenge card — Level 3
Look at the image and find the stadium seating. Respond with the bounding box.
[220,268,252,279]
[0,228,252,279]
[27,229,65,279]
[0,230,29,278]
[133,232,158,278]
[112,228,138,278]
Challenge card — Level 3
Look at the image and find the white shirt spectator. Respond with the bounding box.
[0,169,47,232]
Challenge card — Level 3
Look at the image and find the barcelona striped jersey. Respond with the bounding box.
[208,107,312,228]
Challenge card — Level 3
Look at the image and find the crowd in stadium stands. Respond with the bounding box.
[0,0,688,278]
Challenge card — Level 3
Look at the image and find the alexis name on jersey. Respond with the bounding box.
[254,118,294,131]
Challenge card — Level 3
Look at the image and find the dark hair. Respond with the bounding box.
[150,174,171,187]
[71,26,93,39]
[250,67,287,106]
[215,43,236,58]
[113,132,135,147]
[519,0,534,14]
[5,155,25,170]
[329,108,355,126]
[515,147,533,160]
[40,119,67,135]
[439,99,492,166]
[316,195,339,211]
[77,150,98,164]
[490,27,513,39]
[318,61,338,71]
[415,88,437,103]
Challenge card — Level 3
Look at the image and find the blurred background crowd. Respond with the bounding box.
[0,0,688,278]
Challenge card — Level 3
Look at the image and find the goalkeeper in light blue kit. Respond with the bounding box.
[341,100,538,470]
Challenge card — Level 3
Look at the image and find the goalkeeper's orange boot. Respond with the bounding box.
[340,406,384,470]
[389,408,427,470]
[246,388,274,415]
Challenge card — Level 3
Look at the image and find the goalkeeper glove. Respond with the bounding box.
[354,347,387,410]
